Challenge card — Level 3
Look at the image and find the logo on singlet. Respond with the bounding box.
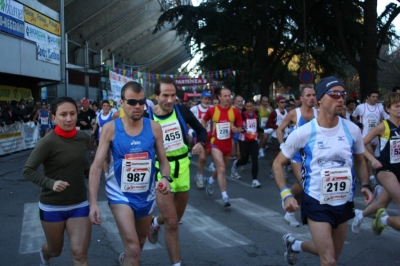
[338,136,345,141]
[131,140,141,145]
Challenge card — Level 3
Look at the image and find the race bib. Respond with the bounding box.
[41,117,49,125]
[319,167,352,205]
[216,122,231,140]
[121,153,151,193]
[260,117,268,128]
[390,138,400,164]
[161,120,184,152]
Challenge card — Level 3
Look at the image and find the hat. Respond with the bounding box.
[82,98,89,104]
[201,91,212,98]
[275,95,286,103]
[316,76,345,101]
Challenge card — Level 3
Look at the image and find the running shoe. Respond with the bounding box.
[223,197,231,207]
[205,177,214,196]
[373,185,382,203]
[196,173,205,189]
[258,149,265,158]
[352,209,364,234]
[282,233,299,265]
[208,162,216,171]
[147,217,161,244]
[284,212,300,227]
[371,208,388,236]
[230,160,241,179]
[370,176,378,187]
[39,250,51,266]
[269,169,274,179]
[119,253,125,266]
[252,179,262,188]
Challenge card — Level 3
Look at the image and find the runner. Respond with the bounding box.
[231,94,244,160]
[231,99,264,187]
[351,89,385,186]
[266,95,288,179]
[202,87,242,207]
[146,77,207,266]
[258,96,273,158]
[23,97,92,266]
[273,76,373,265]
[89,81,171,265]
[190,91,213,189]
[33,102,51,138]
[91,100,113,177]
[353,92,400,236]
[276,86,317,227]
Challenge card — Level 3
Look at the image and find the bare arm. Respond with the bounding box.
[151,121,171,193]
[363,123,385,167]
[88,121,114,224]
[353,153,374,205]
[276,109,295,144]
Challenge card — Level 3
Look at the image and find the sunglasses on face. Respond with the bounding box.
[124,98,146,106]
[325,90,347,100]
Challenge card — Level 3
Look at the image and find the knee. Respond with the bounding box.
[164,216,179,233]
[216,165,226,175]
[70,247,88,262]
[124,242,141,260]
[46,247,62,258]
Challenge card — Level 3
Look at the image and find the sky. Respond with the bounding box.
[181,1,400,74]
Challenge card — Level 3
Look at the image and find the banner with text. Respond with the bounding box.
[0,0,24,38]
[109,71,138,106]
[0,122,40,155]
[37,43,60,65]
[23,5,60,36]
[0,85,32,101]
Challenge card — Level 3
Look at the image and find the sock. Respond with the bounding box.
[358,210,364,220]
[221,191,228,198]
[152,216,160,228]
[172,262,181,266]
[291,240,303,252]
[208,177,214,184]
[381,215,388,226]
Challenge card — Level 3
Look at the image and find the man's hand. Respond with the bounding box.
[283,197,299,213]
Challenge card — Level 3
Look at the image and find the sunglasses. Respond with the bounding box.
[325,90,347,100]
[124,98,146,106]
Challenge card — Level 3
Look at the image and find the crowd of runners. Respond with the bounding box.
[21,77,400,265]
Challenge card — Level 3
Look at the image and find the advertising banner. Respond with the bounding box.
[0,85,32,101]
[109,71,138,106]
[175,78,208,86]
[23,5,60,36]
[24,22,47,45]
[37,43,60,65]
[0,122,40,155]
[0,0,24,37]
[46,31,60,50]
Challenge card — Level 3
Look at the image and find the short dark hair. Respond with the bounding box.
[154,77,176,96]
[367,89,379,97]
[392,86,400,92]
[345,98,356,107]
[102,100,110,106]
[121,82,144,100]
[51,97,77,116]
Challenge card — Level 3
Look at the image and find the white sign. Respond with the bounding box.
[37,43,60,65]
[24,23,47,45]
[47,31,61,50]
[0,0,24,21]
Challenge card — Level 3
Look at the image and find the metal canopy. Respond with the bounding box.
[38,0,192,74]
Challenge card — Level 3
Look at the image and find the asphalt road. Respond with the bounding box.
[1,149,400,266]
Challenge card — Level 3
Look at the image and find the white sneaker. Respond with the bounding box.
[208,163,216,171]
[373,185,382,203]
[39,250,51,266]
[351,209,364,234]
[252,179,261,188]
[284,212,300,227]
[196,173,205,189]
[258,149,265,158]
[231,160,241,179]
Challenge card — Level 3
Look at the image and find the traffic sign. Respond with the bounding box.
[299,70,314,84]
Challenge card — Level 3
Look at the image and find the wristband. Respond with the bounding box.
[362,184,373,192]
[280,187,293,201]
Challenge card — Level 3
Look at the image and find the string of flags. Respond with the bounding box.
[108,67,241,91]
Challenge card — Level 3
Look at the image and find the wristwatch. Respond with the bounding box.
[162,175,173,183]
